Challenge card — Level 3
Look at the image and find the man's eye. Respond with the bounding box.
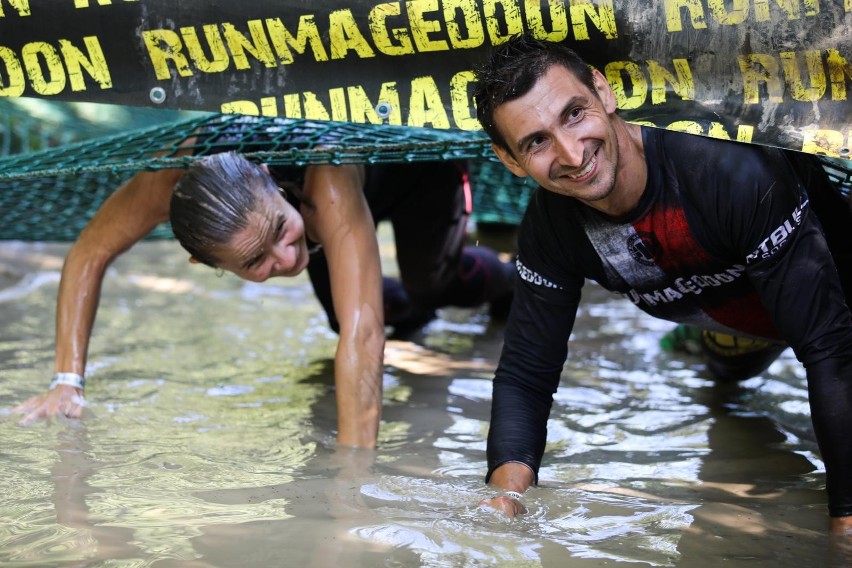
[526,136,547,153]
[567,107,583,122]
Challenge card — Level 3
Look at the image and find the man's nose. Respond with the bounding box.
[554,131,584,167]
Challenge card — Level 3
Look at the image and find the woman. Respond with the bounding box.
[13,131,515,449]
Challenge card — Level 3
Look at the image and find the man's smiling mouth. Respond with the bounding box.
[567,154,596,180]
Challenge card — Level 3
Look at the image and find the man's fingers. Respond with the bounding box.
[479,496,527,517]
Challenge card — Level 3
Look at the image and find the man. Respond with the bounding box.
[12,118,516,449]
[472,33,852,534]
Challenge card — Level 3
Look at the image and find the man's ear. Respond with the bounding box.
[492,143,529,179]
[259,163,270,174]
[591,68,617,115]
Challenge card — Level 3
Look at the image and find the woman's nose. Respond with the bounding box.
[271,241,293,272]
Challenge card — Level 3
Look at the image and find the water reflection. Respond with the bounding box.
[1,240,852,566]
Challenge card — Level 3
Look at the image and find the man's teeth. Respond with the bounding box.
[568,155,596,179]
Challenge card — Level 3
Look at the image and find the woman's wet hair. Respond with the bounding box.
[170,152,278,267]
[473,32,597,152]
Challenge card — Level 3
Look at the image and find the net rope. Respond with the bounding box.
[0,110,849,242]
[0,113,534,241]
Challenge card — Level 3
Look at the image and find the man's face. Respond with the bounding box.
[491,65,621,207]
[214,190,310,283]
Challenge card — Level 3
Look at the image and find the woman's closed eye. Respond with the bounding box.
[242,215,287,271]
[274,217,286,240]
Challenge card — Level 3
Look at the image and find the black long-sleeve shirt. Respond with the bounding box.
[487,127,852,517]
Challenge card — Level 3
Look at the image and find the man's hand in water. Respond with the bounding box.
[480,493,527,517]
[480,462,534,517]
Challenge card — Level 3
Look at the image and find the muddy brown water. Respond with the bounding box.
[1,230,850,567]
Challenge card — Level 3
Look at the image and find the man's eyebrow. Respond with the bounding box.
[514,95,587,152]
[515,129,546,154]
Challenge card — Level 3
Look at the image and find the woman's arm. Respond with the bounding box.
[302,164,385,448]
[14,166,184,424]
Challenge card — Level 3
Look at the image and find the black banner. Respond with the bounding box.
[0,0,850,156]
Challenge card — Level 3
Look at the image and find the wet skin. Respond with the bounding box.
[490,65,646,220]
[212,190,311,282]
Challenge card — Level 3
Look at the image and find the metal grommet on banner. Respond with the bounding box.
[149,87,167,104]
[375,102,392,119]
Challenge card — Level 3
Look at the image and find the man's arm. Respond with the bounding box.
[483,228,583,508]
[711,147,852,528]
[13,166,184,424]
[302,164,385,448]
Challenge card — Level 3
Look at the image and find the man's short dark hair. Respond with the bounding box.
[473,33,598,151]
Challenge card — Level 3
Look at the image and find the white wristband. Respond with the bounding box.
[50,372,85,390]
[505,490,524,501]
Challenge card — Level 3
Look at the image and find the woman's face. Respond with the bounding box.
[214,189,311,282]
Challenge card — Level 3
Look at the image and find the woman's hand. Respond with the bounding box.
[13,384,86,424]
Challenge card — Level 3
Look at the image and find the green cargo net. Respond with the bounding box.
[0,98,200,156]
[1,109,849,242]
[0,112,534,241]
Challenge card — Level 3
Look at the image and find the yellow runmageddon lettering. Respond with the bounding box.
[802,129,850,157]
[664,0,707,32]
[409,75,450,127]
[329,87,348,121]
[302,91,333,120]
[329,9,376,59]
[647,59,694,103]
[781,50,826,102]
[605,61,647,110]
[283,93,302,117]
[408,0,450,52]
[223,21,277,69]
[666,120,704,135]
[260,96,278,116]
[369,3,415,55]
[450,70,480,130]
[0,46,25,95]
[181,25,230,73]
[569,0,617,40]
[221,100,261,115]
[525,0,567,42]
[0,0,29,17]
[739,53,784,103]
[444,0,485,49]
[707,0,749,25]
[348,83,402,123]
[708,122,754,142]
[143,30,193,80]
[483,0,524,45]
[753,0,819,21]
[74,0,138,6]
[22,42,65,95]
[826,49,850,101]
[266,16,329,63]
[59,36,112,90]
